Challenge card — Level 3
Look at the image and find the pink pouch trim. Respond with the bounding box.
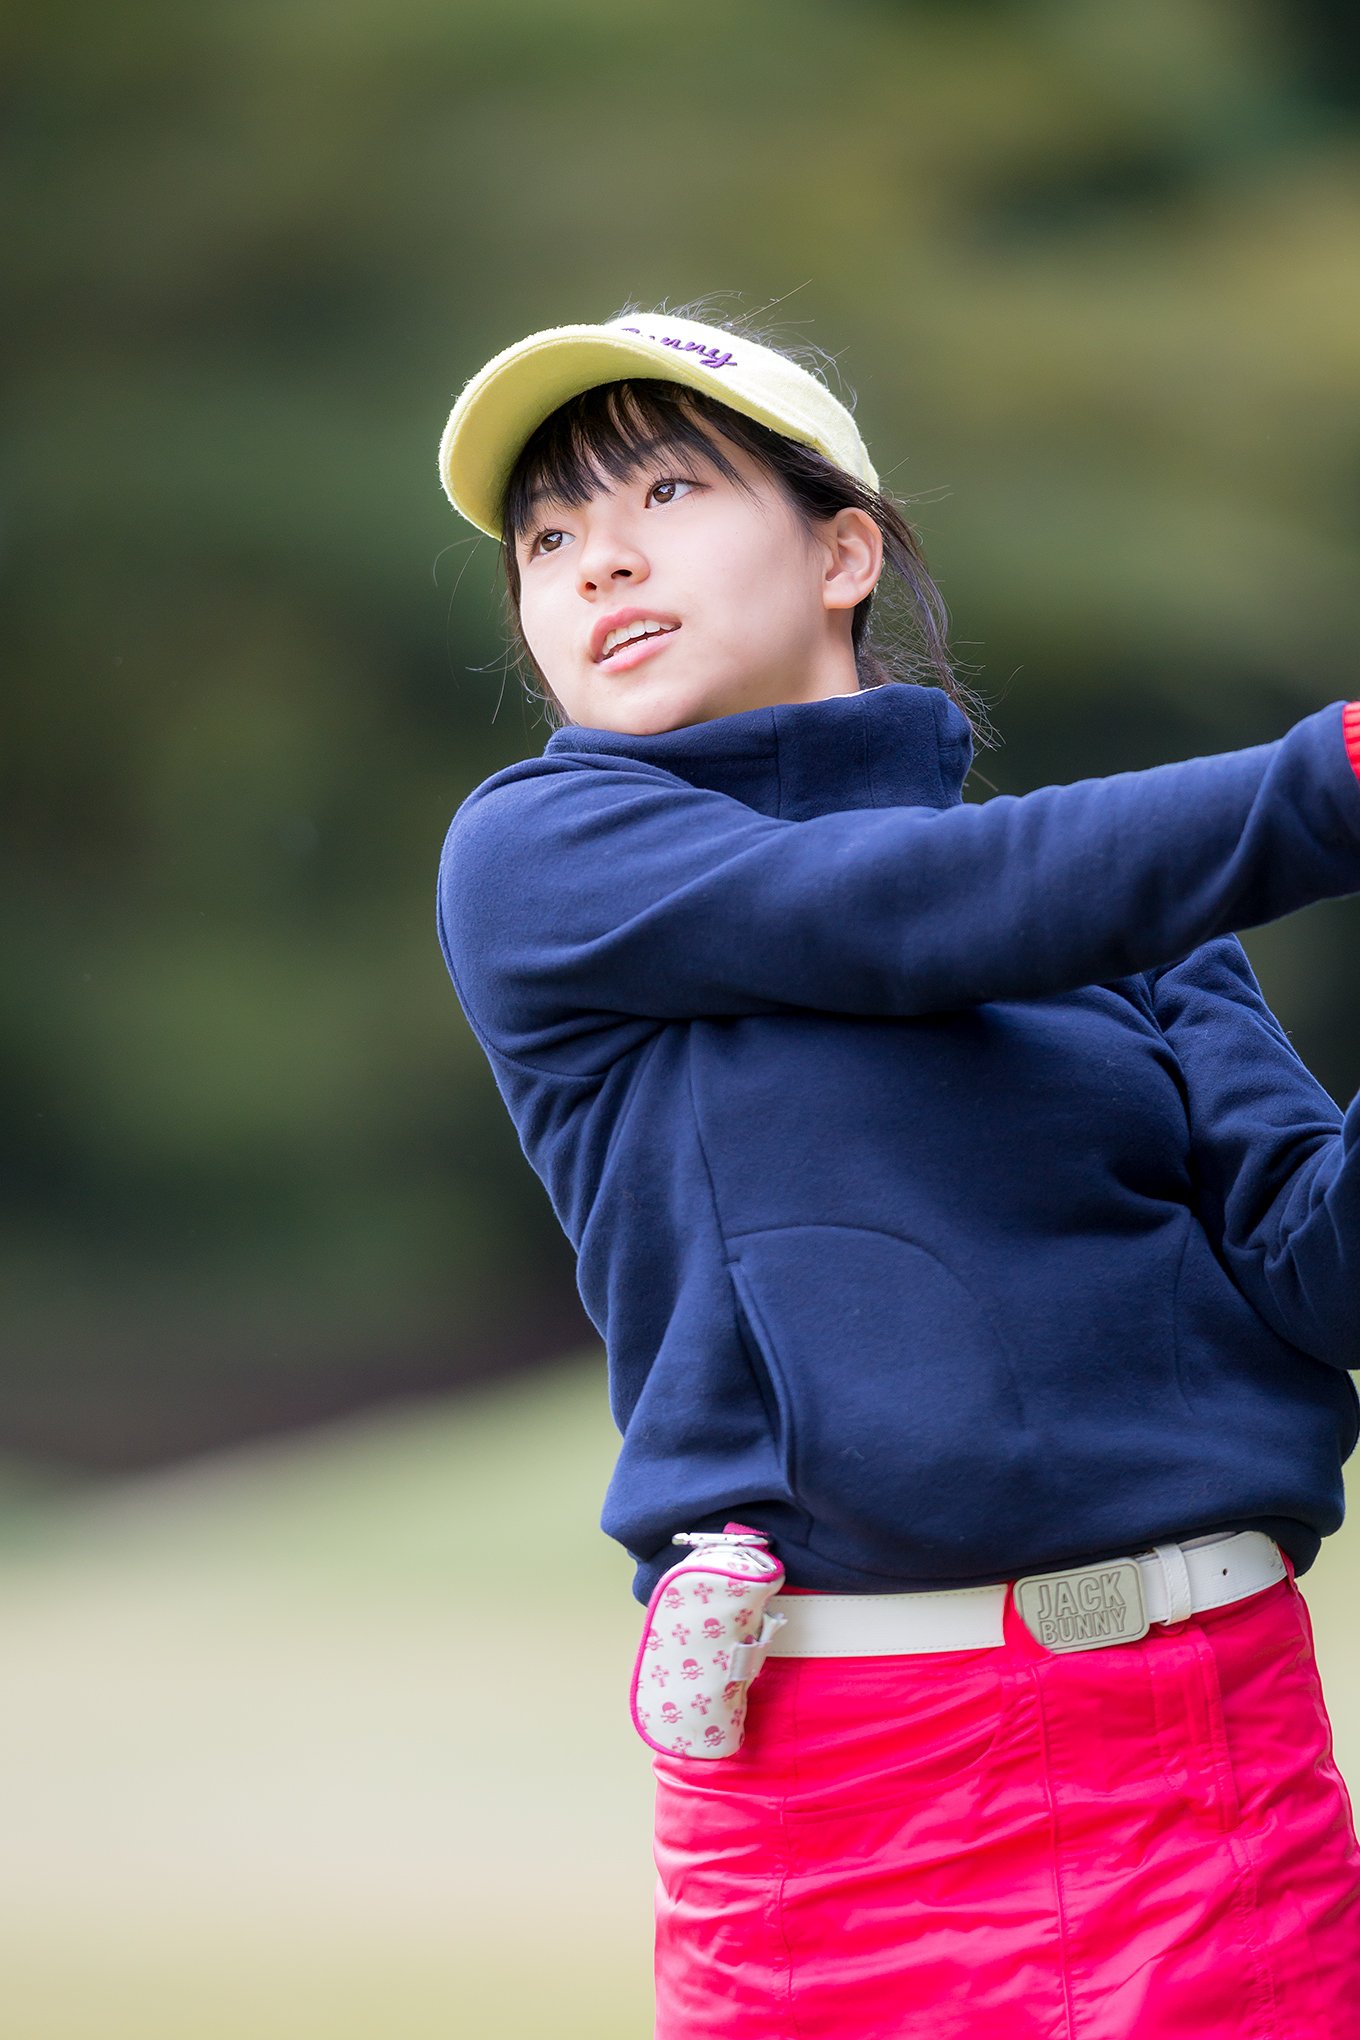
[1344,701,1360,782]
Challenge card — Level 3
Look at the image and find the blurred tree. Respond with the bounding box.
[3,0,1357,1466]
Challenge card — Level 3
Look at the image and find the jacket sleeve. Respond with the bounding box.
[1148,936,1358,1372]
[437,701,1360,1065]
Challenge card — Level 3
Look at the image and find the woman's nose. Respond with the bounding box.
[576,523,648,594]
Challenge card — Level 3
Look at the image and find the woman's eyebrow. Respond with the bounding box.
[523,476,616,515]
[519,480,610,524]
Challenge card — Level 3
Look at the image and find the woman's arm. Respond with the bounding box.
[439,701,1360,1063]
[1148,935,1358,1372]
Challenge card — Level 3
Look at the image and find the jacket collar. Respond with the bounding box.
[542,682,975,819]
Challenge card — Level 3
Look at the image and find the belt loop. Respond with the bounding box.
[1150,1542,1193,1627]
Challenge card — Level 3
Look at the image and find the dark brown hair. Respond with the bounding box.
[499,374,986,738]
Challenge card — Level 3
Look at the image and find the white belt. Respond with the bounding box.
[761,1531,1287,1661]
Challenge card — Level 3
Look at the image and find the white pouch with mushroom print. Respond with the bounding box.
[629,1523,786,1760]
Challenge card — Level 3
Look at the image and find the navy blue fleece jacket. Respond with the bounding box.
[436,683,1360,1603]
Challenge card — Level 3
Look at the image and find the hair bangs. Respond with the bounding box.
[502,381,746,547]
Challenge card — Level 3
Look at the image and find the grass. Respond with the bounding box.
[0,1353,1355,2037]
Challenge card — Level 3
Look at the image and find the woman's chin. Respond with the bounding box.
[586,677,725,738]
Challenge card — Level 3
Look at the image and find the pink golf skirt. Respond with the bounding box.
[650,1568,1360,2037]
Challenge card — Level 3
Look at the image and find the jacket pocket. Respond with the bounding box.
[728,1225,1028,1573]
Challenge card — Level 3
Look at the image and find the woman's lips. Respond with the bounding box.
[598,625,680,674]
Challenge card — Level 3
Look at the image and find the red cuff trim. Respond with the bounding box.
[1345,701,1360,783]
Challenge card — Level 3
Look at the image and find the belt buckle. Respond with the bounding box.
[1014,1558,1149,1653]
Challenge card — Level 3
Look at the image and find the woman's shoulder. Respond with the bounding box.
[440,745,735,889]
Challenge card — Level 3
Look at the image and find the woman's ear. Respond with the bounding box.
[820,507,883,615]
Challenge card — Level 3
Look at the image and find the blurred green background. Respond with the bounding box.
[5,0,1360,2030]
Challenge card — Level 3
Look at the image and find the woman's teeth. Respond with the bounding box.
[602,620,676,660]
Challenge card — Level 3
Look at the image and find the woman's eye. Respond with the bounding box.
[647,477,695,507]
[530,528,568,558]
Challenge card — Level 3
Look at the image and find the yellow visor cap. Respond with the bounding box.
[438,312,879,539]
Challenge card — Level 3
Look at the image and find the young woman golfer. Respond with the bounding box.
[434,307,1360,2037]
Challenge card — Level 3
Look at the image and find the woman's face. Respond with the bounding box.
[511,430,882,735]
